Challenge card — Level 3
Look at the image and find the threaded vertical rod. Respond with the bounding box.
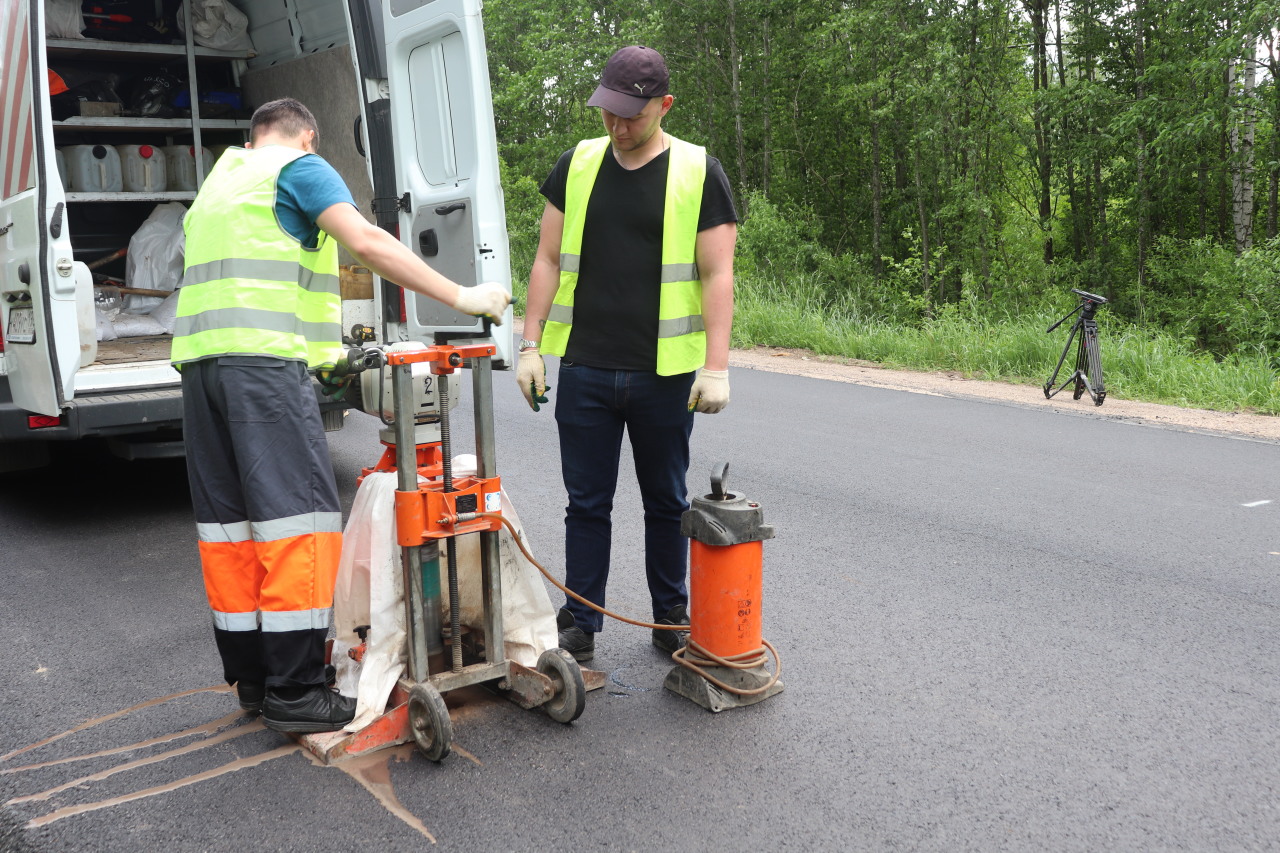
[437,377,463,672]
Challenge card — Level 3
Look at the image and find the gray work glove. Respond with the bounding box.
[687,368,730,414]
[516,348,550,411]
[452,282,510,325]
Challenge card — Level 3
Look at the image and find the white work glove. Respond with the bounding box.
[516,349,550,412]
[687,368,730,414]
[452,282,510,325]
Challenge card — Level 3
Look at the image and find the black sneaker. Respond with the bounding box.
[237,681,265,714]
[652,604,690,655]
[556,607,595,663]
[262,686,357,733]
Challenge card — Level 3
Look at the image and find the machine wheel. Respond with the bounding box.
[407,683,452,762]
[536,648,586,723]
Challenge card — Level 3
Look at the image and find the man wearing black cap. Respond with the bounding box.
[516,45,738,662]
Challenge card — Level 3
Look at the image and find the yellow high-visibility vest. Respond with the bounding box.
[540,135,707,376]
[171,145,342,369]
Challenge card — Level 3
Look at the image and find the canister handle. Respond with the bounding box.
[710,462,729,501]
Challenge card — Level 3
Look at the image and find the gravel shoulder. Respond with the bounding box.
[729,346,1280,444]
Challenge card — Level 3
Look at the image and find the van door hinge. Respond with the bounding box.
[371,193,410,216]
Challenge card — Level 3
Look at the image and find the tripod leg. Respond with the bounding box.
[1044,322,1081,398]
[1083,319,1106,405]
[1071,323,1088,400]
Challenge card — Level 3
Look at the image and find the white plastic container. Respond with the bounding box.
[161,145,214,191]
[73,261,98,367]
[63,144,123,193]
[54,148,68,191]
[118,144,168,192]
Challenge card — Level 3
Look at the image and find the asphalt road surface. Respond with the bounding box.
[1,359,1277,852]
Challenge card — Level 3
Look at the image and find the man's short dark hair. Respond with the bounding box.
[249,98,320,147]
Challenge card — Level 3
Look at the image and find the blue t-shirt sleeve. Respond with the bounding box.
[275,155,356,247]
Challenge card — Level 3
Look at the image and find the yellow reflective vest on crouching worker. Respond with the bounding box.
[171,145,342,369]
[540,135,708,376]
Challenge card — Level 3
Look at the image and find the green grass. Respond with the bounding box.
[730,273,1280,415]
[510,265,1280,415]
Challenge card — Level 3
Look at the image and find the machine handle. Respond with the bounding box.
[710,462,729,500]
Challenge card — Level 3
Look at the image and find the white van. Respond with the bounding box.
[0,0,512,471]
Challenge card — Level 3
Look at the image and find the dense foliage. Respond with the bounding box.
[483,0,1280,367]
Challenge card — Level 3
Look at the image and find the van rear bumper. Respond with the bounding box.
[0,385,184,442]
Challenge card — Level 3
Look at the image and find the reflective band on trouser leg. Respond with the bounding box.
[223,360,344,688]
[198,536,267,685]
[183,361,268,686]
[184,358,345,689]
[256,523,343,686]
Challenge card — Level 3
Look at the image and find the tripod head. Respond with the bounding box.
[1047,288,1108,332]
[1070,288,1107,305]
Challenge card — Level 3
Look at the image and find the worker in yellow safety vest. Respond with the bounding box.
[516,47,739,663]
[172,98,510,733]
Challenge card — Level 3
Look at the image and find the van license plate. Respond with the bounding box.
[6,307,35,344]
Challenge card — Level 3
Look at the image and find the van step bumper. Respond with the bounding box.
[0,387,184,442]
[69,388,185,435]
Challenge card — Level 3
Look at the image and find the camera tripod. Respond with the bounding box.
[1043,288,1107,406]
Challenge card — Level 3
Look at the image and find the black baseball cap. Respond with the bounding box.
[586,46,670,118]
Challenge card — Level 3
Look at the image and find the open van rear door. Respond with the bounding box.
[1,0,77,416]
[345,0,512,366]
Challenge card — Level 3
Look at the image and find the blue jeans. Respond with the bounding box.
[555,362,696,633]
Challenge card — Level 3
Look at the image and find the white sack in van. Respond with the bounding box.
[46,0,85,38]
[95,286,121,342]
[179,0,256,52]
[149,289,181,335]
[95,310,118,342]
[125,202,186,312]
[112,312,168,338]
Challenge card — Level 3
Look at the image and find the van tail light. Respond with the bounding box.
[28,414,61,429]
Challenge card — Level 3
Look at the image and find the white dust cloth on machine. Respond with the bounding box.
[331,462,558,732]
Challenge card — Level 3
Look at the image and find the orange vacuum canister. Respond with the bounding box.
[666,463,783,712]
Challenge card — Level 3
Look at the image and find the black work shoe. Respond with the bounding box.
[652,604,690,655]
[556,607,595,663]
[262,686,357,733]
[237,681,265,714]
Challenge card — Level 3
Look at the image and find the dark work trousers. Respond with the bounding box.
[554,361,696,634]
[182,356,343,688]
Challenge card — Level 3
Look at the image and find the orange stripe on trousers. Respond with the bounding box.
[198,540,264,614]
[258,532,343,613]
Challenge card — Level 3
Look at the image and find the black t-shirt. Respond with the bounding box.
[539,143,738,371]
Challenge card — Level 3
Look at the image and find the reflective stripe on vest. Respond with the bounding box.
[541,136,708,376]
[171,145,342,369]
